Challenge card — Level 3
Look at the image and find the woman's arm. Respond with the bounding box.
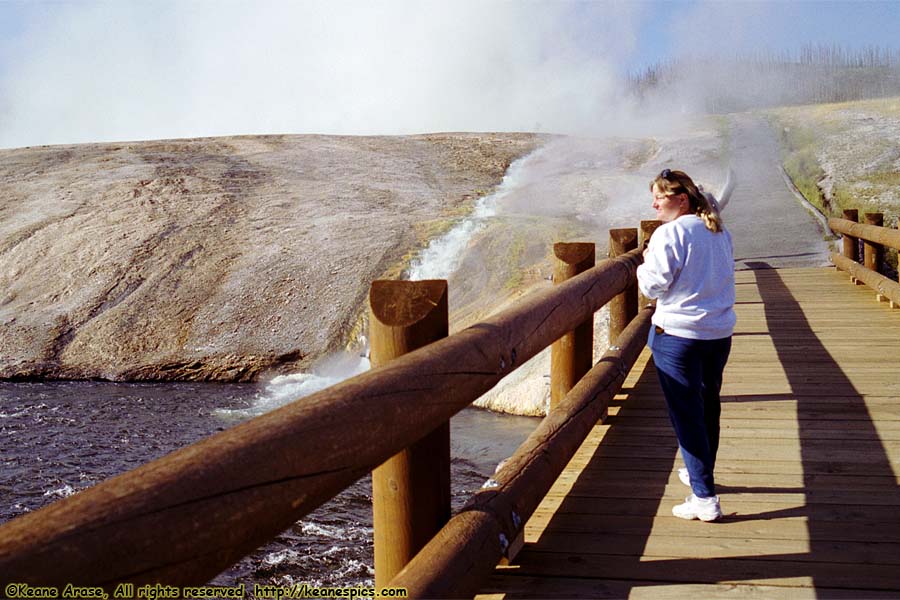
[636,227,683,299]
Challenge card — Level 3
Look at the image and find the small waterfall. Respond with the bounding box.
[405,199,492,281]
[406,153,536,280]
[227,151,540,417]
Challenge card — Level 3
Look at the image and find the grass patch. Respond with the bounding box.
[414,217,457,244]
[783,148,827,210]
[378,248,416,282]
[833,186,900,227]
[376,186,491,283]
[768,98,900,272]
[713,115,732,166]
[622,139,660,171]
[864,170,900,186]
[770,115,829,213]
[846,96,900,118]
[503,235,526,291]
[832,176,900,219]
[831,185,890,218]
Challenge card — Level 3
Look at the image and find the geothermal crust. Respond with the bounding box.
[0,133,540,381]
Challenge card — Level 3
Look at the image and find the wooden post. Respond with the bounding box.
[864,212,884,274]
[896,218,900,308]
[608,228,638,345]
[370,280,450,589]
[638,220,663,307]
[549,242,595,411]
[842,209,859,261]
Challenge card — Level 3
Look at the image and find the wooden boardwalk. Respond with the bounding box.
[477,267,900,599]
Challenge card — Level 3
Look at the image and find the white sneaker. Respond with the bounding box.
[672,494,722,522]
[678,467,691,487]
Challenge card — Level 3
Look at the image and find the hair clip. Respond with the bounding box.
[660,168,672,179]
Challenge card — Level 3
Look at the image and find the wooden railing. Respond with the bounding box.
[829,209,900,307]
[0,227,655,597]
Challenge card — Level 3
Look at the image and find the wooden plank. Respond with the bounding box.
[559,469,900,490]
[541,483,900,507]
[528,513,900,543]
[560,455,900,475]
[557,441,900,466]
[577,432,899,450]
[501,552,900,591]
[591,424,900,439]
[607,415,900,430]
[609,407,900,422]
[531,494,900,523]
[616,401,900,413]
[476,575,900,599]
[523,532,900,567]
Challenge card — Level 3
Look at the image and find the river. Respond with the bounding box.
[0,380,539,587]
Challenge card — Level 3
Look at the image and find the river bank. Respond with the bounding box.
[0,133,541,382]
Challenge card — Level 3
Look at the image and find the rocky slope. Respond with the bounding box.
[767,96,900,223]
[0,133,540,381]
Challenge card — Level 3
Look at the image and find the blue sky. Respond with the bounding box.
[1,0,899,148]
[627,0,900,73]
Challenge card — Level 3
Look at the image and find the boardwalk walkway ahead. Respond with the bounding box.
[477,266,900,598]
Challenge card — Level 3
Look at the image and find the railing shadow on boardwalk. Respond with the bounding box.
[479,356,679,598]
[738,263,900,593]
[484,263,900,598]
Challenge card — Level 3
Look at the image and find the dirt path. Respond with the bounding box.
[724,113,833,270]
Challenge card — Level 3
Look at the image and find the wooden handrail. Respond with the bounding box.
[829,217,900,251]
[389,307,653,598]
[832,253,900,307]
[0,247,644,588]
[830,211,900,306]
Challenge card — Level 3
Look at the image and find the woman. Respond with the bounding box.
[636,169,736,522]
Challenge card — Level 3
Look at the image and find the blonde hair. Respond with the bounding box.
[651,169,724,233]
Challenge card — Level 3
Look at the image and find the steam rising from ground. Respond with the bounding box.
[0,1,641,149]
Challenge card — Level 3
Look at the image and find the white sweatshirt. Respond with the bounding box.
[636,214,736,340]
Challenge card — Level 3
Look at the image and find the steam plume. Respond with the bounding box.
[0,1,643,149]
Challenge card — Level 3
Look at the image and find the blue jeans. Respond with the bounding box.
[649,326,731,498]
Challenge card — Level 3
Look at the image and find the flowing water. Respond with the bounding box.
[0,380,539,588]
